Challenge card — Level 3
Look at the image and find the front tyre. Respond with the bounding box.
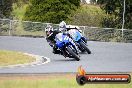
[80,42,91,54]
[66,46,80,61]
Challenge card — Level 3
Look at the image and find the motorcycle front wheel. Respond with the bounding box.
[66,46,80,61]
[80,42,91,54]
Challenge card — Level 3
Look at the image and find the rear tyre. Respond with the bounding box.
[80,42,91,54]
[66,46,80,61]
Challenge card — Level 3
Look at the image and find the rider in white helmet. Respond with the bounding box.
[59,21,67,33]
[59,21,79,53]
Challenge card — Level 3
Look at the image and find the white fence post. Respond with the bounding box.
[9,19,12,36]
[122,0,126,39]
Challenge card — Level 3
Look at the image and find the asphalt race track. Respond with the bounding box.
[0,36,132,73]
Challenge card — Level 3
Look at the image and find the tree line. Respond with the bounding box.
[90,0,132,29]
[0,0,131,29]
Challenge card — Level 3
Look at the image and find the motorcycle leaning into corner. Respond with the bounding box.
[67,27,91,54]
[55,32,80,61]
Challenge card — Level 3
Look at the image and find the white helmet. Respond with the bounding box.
[45,24,53,32]
[45,24,54,37]
[59,21,67,32]
[59,21,66,28]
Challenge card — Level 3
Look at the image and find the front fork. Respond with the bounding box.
[81,37,88,45]
[76,39,87,52]
[67,37,79,54]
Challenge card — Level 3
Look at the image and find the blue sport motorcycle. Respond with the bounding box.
[68,29,91,54]
[55,33,80,61]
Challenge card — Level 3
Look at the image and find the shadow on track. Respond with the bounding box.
[79,52,87,54]
[53,58,77,62]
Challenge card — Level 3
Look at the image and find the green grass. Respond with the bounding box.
[12,1,29,20]
[10,1,45,37]
[0,75,131,88]
[13,24,45,37]
[0,50,35,66]
[79,4,104,14]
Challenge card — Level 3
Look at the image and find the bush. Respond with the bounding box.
[67,4,105,27]
[23,0,80,24]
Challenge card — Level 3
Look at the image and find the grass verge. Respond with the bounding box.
[0,50,36,66]
[0,74,131,88]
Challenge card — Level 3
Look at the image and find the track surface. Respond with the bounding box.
[0,36,132,73]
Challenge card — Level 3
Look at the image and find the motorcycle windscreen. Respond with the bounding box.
[55,33,63,41]
[55,33,64,48]
[69,29,82,42]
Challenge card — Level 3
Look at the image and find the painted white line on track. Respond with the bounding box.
[0,53,51,68]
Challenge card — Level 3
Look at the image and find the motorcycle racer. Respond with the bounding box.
[45,24,60,54]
